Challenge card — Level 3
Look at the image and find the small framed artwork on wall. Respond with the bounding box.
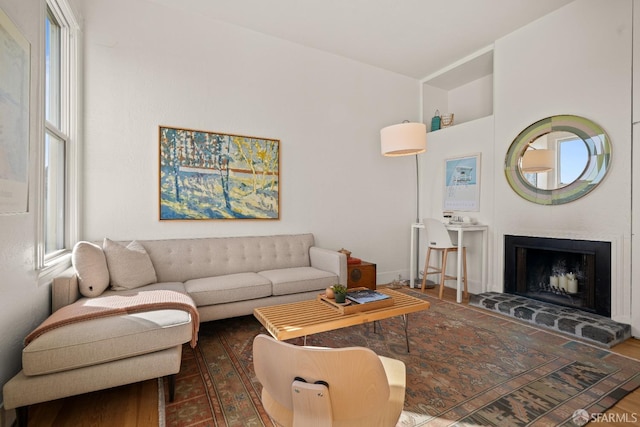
[159,126,280,220]
[443,153,481,212]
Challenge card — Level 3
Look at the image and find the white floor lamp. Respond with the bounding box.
[380,121,427,286]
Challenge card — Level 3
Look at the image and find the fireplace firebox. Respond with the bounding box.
[504,235,611,317]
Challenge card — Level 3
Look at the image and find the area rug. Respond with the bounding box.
[163,289,640,426]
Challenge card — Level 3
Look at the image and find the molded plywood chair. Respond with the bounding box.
[252,334,406,427]
[421,218,468,300]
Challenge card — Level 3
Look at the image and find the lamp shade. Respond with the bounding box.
[380,122,426,157]
[521,149,554,173]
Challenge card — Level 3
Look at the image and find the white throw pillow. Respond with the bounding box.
[103,238,158,290]
[72,241,110,297]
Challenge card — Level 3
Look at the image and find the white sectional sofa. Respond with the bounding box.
[3,233,346,425]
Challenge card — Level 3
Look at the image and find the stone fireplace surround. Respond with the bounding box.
[469,292,630,347]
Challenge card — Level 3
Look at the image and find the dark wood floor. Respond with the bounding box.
[22,285,640,426]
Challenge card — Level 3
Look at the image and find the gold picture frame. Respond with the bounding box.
[159,126,280,220]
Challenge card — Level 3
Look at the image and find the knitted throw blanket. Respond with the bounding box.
[25,289,200,348]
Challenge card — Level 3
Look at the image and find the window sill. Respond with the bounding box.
[38,251,72,285]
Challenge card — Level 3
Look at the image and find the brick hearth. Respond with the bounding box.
[469,292,630,347]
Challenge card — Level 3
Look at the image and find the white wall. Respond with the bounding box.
[448,75,493,125]
[1,0,634,413]
[81,0,420,283]
[419,0,636,332]
[421,116,495,294]
[633,0,640,346]
[0,0,416,413]
[0,0,82,413]
[0,0,45,411]
[493,0,632,328]
[0,0,633,420]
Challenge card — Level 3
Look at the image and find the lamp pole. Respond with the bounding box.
[414,154,421,286]
[379,121,427,287]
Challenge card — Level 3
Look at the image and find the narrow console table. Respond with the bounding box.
[409,222,488,303]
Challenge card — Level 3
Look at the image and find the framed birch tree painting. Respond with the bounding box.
[159,126,280,220]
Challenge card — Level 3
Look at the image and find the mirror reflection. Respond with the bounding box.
[504,115,612,205]
[521,131,589,190]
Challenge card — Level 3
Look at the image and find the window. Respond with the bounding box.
[557,137,589,186]
[39,0,79,273]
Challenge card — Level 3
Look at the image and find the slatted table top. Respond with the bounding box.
[253,288,430,341]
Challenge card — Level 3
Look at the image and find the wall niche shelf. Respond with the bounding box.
[421,45,494,131]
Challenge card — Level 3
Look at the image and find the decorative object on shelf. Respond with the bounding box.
[440,113,455,128]
[159,126,280,220]
[332,284,348,303]
[338,248,352,258]
[339,248,362,265]
[504,115,611,205]
[316,287,393,314]
[324,286,335,299]
[443,153,481,212]
[380,120,427,283]
[346,288,390,304]
[448,215,477,225]
[430,110,441,132]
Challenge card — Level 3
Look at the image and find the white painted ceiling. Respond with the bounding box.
[149,0,574,79]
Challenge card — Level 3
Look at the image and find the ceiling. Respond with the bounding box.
[149,0,574,79]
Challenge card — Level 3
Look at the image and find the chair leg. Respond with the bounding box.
[462,247,469,299]
[16,406,27,427]
[168,374,176,402]
[421,248,433,291]
[439,249,449,299]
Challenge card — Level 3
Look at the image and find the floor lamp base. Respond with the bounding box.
[415,278,436,289]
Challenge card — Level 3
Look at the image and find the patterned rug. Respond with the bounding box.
[163,289,640,426]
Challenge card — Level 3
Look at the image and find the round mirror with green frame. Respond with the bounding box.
[504,115,612,205]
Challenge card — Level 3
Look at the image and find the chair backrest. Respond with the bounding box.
[253,334,391,426]
[423,218,455,248]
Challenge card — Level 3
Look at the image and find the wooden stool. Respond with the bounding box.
[420,219,468,300]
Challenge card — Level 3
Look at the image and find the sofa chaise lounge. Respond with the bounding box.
[3,233,346,425]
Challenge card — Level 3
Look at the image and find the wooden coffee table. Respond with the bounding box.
[253,288,430,352]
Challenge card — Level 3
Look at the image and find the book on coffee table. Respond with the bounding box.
[346,289,391,304]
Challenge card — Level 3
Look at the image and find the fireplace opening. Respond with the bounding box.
[504,235,611,317]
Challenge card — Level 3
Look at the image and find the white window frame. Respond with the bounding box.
[37,0,80,282]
